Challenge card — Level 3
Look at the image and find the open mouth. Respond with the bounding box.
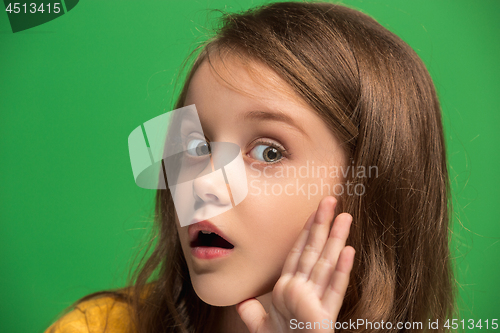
[190,231,234,249]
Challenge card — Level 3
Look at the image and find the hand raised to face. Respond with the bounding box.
[236,196,355,333]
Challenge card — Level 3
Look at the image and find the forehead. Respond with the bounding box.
[185,54,310,113]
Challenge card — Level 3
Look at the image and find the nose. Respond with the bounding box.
[192,154,233,207]
[170,141,247,227]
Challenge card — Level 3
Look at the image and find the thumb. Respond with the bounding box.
[235,298,267,333]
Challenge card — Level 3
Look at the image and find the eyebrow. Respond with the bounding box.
[241,110,309,138]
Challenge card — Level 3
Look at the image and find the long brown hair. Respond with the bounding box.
[52,2,455,332]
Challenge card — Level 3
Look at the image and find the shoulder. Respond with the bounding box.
[44,296,133,333]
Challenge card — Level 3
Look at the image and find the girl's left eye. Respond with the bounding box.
[249,143,284,164]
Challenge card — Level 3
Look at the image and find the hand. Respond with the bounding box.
[236,196,354,333]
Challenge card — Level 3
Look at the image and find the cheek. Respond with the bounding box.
[240,192,313,264]
[246,162,335,211]
[239,171,333,271]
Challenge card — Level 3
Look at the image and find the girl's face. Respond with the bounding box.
[175,55,347,306]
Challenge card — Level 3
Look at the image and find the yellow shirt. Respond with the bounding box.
[44,296,133,333]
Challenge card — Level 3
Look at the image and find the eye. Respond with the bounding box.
[249,143,284,164]
[186,138,211,156]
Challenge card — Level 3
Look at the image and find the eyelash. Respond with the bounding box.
[248,138,290,165]
[184,135,290,165]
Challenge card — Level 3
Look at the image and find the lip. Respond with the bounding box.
[190,247,233,260]
[188,220,234,259]
[187,220,235,260]
[188,220,233,245]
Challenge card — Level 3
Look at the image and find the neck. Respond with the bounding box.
[219,292,273,333]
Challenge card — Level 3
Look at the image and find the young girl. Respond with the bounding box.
[45,1,454,332]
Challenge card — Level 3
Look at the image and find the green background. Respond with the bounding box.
[1,0,498,332]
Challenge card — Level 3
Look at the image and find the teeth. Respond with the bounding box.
[200,230,212,234]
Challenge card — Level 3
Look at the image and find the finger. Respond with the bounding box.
[236,298,267,333]
[309,213,352,296]
[295,196,337,279]
[322,246,355,316]
[281,210,316,276]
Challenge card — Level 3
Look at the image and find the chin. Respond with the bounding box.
[193,285,243,306]
[190,275,257,306]
[191,275,274,307]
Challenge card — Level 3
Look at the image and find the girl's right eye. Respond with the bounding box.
[186,138,211,156]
